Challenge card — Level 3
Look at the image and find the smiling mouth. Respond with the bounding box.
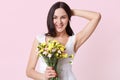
[57,26,62,28]
[56,24,63,28]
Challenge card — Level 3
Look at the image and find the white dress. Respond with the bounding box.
[35,34,76,80]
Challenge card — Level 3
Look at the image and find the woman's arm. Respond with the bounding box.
[26,39,45,80]
[26,39,57,80]
[71,9,101,52]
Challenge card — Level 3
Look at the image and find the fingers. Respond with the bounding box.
[45,67,57,79]
[48,71,57,77]
[46,67,53,70]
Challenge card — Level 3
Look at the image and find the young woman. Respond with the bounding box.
[26,1,101,80]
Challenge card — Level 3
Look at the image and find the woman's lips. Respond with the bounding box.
[56,25,63,28]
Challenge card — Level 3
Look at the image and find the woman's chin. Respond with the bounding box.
[56,30,64,33]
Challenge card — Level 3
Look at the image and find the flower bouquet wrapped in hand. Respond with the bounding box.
[37,39,73,80]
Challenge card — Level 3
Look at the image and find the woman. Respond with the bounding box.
[26,1,101,80]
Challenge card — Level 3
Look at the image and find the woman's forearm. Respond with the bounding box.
[71,9,101,20]
[26,69,45,80]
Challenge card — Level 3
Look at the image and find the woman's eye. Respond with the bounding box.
[61,16,66,19]
[53,16,57,19]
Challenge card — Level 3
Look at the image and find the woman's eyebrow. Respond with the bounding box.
[53,14,67,17]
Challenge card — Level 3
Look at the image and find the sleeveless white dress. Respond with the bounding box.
[35,34,76,80]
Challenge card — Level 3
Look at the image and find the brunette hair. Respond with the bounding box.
[45,2,74,37]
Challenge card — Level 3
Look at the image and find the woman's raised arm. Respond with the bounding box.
[71,9,101,52]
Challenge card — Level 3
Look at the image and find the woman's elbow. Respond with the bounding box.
[26,69,32,78]
[95,12,101,20]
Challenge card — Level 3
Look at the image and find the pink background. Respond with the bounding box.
[0,0,120,80]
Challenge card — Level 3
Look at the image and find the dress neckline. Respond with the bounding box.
[43,34,70,47]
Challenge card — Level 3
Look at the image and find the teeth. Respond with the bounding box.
[58,26,62,27]
[57,25,62,27]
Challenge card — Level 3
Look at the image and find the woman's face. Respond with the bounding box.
[53,8,69,33]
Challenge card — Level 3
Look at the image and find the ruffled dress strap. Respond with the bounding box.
[35,34,48,73]
[36,34,45,43]
[66,34,76,55]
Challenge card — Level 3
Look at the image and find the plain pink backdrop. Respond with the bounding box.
[0,0,120,80]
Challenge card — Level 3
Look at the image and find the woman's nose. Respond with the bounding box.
[57,19,62,24]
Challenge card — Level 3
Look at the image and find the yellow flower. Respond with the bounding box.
[52,40,57,43]
[48,45,53,52]
[41,42,46,47]
[60,47,65,52]
[55,53,59,58]
[39,49,44,53]
[61,53,68,58]
[38,53,42,57]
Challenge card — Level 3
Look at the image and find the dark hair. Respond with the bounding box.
[45,1,74,37]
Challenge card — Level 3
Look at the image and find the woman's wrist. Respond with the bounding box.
[42,73,48,80]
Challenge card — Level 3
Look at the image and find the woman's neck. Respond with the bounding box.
[56,31,68,38]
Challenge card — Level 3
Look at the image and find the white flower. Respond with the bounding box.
[52,48,57,53]
[69,60,73,64]
[57,50,61,54]
[48,54,52,58]
[44,47,48,51]
[43,51,48,55]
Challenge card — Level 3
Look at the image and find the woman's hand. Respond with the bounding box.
[44,67,57,80]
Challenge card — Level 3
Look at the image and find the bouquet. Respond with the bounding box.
[37,39,73,80]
